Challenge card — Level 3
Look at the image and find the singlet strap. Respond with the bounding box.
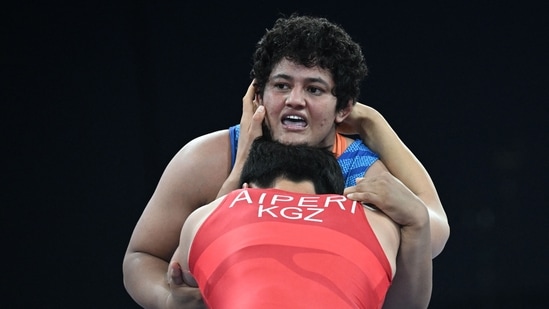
[332,133,347,158]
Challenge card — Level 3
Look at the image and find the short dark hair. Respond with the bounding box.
[239,136,344,194]
[251,14,368,111]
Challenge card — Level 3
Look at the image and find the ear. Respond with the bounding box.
[242,182,249,189]
[335,99,353,124]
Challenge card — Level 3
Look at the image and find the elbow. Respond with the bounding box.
[431,214,450,258]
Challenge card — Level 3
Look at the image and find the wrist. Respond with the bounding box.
[401,207,430,234]
[350,104,384,142]
[350,103,370,134]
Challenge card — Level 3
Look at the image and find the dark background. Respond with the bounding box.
[4,1,547,308]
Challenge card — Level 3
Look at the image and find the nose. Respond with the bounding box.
[285,87,306,108]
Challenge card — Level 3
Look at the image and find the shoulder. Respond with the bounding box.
[163,129,233,205]
[185,196,225,234]
[179,129,231,155]
[171,130,231,170]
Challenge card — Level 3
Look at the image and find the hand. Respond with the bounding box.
[215,81,265,198]
[166,261,205,308]
[235,80,265,165]
[344,172,429,228]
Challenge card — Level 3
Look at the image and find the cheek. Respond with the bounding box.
[318,117,333,128]
[262,99,282,116]
[260,102,278,127]
[261,102,274,116]
[313,109,338,127]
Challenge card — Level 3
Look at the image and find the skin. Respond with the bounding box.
[341,105,448,258]
[261,59,350,147]
[123,58,445,309]
[216,59,351,198]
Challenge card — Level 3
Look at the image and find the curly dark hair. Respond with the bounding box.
[251,14,368,111]
[239,135,344,194]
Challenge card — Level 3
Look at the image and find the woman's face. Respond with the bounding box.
[259,58,351,148]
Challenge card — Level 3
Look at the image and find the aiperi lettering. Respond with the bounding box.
[228,190,360,223]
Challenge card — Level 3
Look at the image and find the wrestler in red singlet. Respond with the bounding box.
[189,188,392,309]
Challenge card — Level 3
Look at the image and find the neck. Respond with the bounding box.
[267,178,316,194]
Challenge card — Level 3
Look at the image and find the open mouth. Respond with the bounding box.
[282,115,308,128]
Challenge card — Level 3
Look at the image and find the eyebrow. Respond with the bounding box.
[271,74,331,88]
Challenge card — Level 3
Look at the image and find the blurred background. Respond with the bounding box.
[4,1,547,308]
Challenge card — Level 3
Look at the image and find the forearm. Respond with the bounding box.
[123,252,204,309]
[216,160,245,198]
[216,84,265,199]
[383,221,432,309]
[123,252,171,308]
[216,176,240,198]
[351,104,449,257]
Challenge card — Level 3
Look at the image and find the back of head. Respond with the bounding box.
[239,136,344,194]
[251,14,368,111]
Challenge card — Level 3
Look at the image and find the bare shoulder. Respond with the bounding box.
[126,129,233,261]
[148,129,233,216]
[164,129,233,205]
[183,197,224,243]
[172,129,232,170]
[177,196,225,285]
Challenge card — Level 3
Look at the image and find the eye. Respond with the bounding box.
[274,83,289,90]
[308,86,323,95]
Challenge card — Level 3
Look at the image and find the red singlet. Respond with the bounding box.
[189,188,392,309]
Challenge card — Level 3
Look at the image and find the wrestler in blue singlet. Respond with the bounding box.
[228,124,379,187]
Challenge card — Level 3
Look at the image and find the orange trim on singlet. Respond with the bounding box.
[332,133,347,157]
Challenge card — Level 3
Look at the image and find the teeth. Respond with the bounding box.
[286,115,304,120]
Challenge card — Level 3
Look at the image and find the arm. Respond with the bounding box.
[216,81,265,198]
[123,130,232,309]
[170,201,221,290]
[341,103,449,257]
[346,162,432,309]
[383,219,432,309]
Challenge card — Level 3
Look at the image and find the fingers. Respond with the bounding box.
[251,105,265,128]
[243,80,265,138]
[168,260,184,286]
[343,185,356,196]
[242,80,256,103]
[241,105,264,144]
[343,178,366,198]
[346,173,428,226]
[346,190,376,205]
[234,81,265,164]
[242,80,258,117]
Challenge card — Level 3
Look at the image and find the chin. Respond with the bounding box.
[275,135,309,146]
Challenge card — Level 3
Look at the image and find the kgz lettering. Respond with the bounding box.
[258,205,324,222]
